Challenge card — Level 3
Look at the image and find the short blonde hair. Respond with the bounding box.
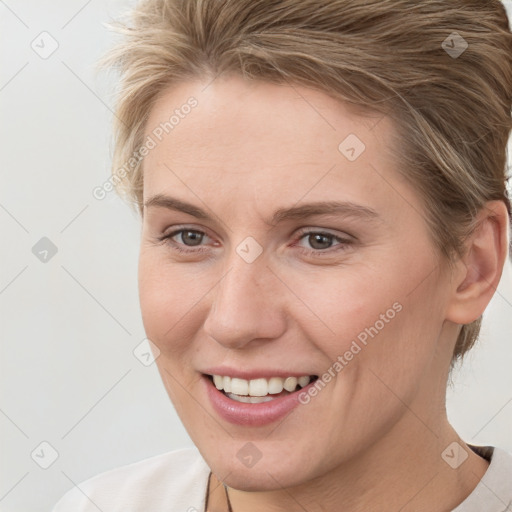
[99,0,512,364]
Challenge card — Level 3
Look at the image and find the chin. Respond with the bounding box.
[220,464,309,492]
[200,441,325,492]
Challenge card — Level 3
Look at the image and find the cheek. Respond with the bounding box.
[288,271,442,443]
[285,256,442,380]
[282,264,399,356]
[138,255,205,413]
[137,251,202,359]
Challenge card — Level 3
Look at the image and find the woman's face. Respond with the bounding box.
[138,75,456,490]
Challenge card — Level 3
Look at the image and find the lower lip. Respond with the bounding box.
[203,375,317,427]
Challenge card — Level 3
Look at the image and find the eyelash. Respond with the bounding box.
[157,227,353,257]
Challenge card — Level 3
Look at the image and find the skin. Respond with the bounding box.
[137,74,508,511]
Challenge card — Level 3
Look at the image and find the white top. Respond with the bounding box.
[51,445,512,511]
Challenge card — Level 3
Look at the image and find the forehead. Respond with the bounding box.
[144,74,390,163]
[141,75,414,223]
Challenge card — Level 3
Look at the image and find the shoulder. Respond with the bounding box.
[453,445,512,511]
[51,446,210,512]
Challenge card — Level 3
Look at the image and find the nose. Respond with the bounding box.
[202,254,287,350]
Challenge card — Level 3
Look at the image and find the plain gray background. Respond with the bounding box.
[1,1,511,511]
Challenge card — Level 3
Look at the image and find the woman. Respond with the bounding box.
[53,0,512,510]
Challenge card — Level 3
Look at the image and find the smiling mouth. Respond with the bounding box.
[206,374,319,403]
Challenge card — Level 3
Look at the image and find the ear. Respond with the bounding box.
[445,200,509,325]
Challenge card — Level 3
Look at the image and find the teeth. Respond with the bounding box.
[213,375,223,389]
[268,377,284,394]
[231,378,249,395]
[211,374,313,397]
[249,378,268,397]
[283,376,298,392]
[226,393,275,403]
[223,376,232,393]
[298,375,310,387]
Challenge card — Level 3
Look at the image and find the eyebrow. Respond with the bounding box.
[143,194,381,225]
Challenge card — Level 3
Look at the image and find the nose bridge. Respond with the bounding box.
[203,250,284,349]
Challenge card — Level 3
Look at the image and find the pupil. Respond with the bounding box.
[310,234,330,250]
[184,231,202,246]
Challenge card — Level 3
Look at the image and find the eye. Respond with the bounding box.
[156,226,354,257]
[293,229,353,256]
[171,229,204,247]
[158,227,214,254]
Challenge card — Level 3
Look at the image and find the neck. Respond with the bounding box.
[211,417,488,512]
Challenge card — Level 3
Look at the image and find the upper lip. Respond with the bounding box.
[201,367,318,380]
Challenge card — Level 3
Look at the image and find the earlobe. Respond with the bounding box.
[445,200,509,325]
